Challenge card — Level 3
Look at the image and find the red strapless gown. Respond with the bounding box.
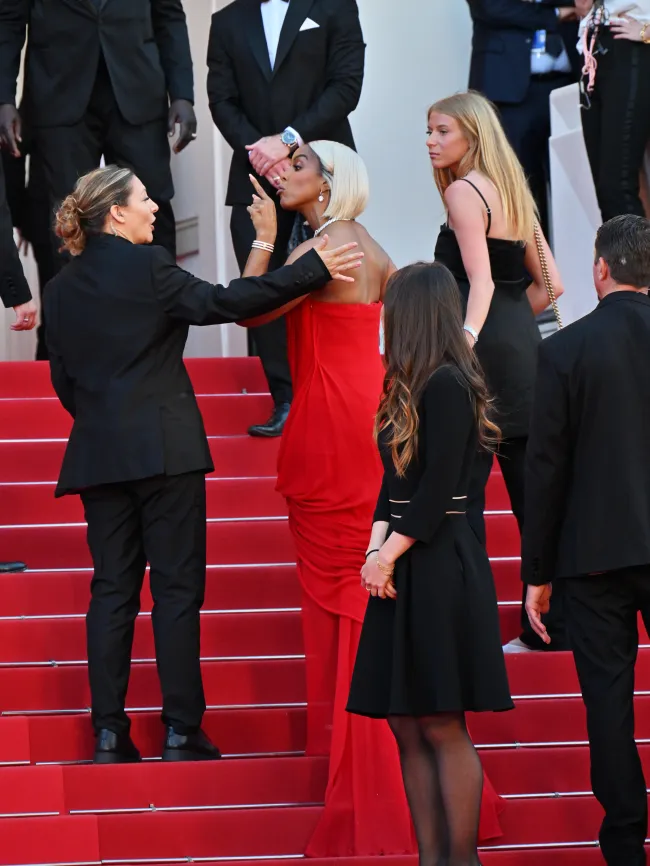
[276,299,505,856]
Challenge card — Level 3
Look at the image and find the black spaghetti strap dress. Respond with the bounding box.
[435,179,567,652]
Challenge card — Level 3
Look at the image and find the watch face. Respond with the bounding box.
[282,130,298,147]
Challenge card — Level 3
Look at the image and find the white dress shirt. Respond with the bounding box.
[260,0,290,69]
[531,0,572,74]
[260,0,303,143]
[579,1,650,43]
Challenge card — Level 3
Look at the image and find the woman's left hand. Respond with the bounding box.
[610,15,646,41]
[361,557,397,599]
[247,174,277,244]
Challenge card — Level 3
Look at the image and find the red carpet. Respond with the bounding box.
[0,357,641,865]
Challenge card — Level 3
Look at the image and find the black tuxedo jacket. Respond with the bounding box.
[44,235,330,496]
[207,0,365,205]
[522,292,650,586]
[0,0,194,128]
[0,152,31,309]
[466,0,579,105]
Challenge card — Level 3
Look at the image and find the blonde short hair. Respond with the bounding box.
[309,141,369,221]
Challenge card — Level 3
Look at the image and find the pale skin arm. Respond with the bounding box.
[524,225,565,316]
[445,181,495,346]
[361,529,416,600]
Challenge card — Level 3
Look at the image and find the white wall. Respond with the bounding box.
[1,0,473,360]
[353,0,472,266]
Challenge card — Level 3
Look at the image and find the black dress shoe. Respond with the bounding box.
[248,402,291,438]
[0,561,26,573]
[94,729,141,764]
[162,727,221,762]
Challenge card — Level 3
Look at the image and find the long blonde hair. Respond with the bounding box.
[428,91,537,241]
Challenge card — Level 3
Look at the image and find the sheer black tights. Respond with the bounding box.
[388,712,483,866]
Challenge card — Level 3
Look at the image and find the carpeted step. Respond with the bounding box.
[0,565,302,617]
[0,560,522,618]
[0,706,309,764]
[5,696,650,765]
[0,513,521,569]
[0,611,304,663]
[4,652,650,714]
[0,657,306,713]
[0,357,269,399]
[0,476,512,524]
[0,393,275,439]
[0,814,100,865]
[2,743,648,809]
[0,476,287,524]
[180,851,620,866]
[0,435,281,482]
[0,605,522,664]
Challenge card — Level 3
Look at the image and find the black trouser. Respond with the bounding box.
[35,54,176,266]
[565,566,650,866]
[497,73,573,239]
[230,203,295,406]
[581,29,650,221]
[81,471,207,736]
[467,437,568,651]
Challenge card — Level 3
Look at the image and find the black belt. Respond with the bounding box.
[531,71,573,83]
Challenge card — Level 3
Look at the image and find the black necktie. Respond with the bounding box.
[546,33,564,58]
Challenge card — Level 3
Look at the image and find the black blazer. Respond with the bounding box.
[522,292,650,586]
[44,235,330,496]
[0,0,194,128]
[466,0,579,105]
[207,0,365,205]
[0,152,31,309]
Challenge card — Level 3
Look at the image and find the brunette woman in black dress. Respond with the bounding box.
[348,262,513,866]
[429,91,567,652]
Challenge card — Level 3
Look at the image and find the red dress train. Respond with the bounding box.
[276,299,504,856]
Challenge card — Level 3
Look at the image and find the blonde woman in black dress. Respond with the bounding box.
[429,91,566,652]
[348,262,513,866]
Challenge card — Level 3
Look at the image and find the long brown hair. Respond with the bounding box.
[375,262,500,476]
[55,165,134,256]
[428,91,537,242]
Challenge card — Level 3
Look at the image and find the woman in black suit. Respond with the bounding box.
[44,164,362,766]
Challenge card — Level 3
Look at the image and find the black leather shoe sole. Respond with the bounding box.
[94,750,141,765]
[162,747,221,762]
[248,425,285,438]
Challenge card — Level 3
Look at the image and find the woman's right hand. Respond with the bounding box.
[247,174,277,244]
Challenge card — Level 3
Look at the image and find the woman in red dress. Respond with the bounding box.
[240,142,504,855]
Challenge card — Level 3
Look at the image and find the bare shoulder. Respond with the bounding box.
[286,238,320,265]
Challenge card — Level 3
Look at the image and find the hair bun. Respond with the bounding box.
[55,193,86,256]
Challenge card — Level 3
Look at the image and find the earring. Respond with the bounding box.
[318,193,325,203]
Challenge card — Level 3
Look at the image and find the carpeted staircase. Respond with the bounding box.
[0,357,644,865]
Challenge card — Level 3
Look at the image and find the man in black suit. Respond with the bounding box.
[523,214,650,866]
[0,145,35,574]
[0,0,196,261]
[466,0,579,236]
[207,0,365,437]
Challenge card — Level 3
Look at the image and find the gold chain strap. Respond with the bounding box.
[533,222,562,329]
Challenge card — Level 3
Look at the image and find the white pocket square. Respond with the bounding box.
[299,18,320,31]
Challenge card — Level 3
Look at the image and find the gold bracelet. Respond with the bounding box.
[641,22,650,43]
[252,240,274,253]
[376,555,394,577]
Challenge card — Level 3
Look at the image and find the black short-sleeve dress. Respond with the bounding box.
[347,365,513,718]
